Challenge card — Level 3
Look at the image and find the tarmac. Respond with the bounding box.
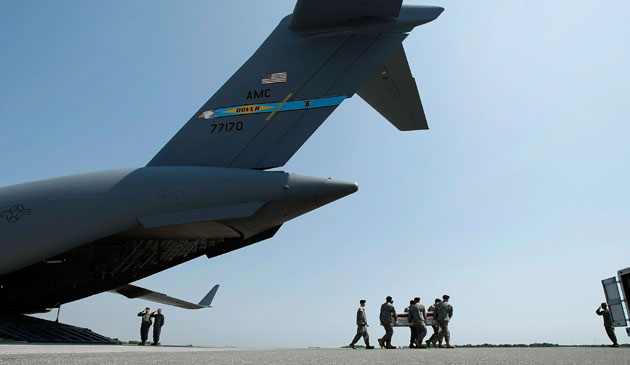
[0,345,629,365]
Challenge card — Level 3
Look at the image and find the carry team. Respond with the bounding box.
[349,294,455,349]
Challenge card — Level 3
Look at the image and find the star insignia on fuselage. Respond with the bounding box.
[0,204,31,223]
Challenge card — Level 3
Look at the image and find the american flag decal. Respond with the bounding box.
[261,72,287,84]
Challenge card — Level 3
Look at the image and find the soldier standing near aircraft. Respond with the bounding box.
[378,296,397,349]
[405,300,418,348]
[150,308,165,346]
[596,303,619,347]
[426,298,442,348]
[349,300,375,349]
[434,295,455,348]
[137,307,152,345]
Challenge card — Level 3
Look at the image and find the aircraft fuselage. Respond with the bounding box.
[0,167,356,311]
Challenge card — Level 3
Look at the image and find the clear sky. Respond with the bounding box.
[1,0,629,347]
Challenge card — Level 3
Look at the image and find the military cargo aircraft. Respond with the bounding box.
[0,1,443,316]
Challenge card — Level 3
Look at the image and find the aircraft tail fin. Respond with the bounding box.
[357,44,428,131]
[198,284,220,307]
[148,3,443,169]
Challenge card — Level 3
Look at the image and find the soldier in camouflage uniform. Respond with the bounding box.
[349,299,374,349]
[378,296,397,349]
[426,298,442,348]
[434,295,455,348]
[409,297,427,348]
[404,300,418,348]
[596,303,619,347]
[137,307,152,345]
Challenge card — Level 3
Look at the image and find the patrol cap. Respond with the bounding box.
[414,297,420,302]
[410,300,415,304]
[435,298,441,303]
[360,299,366,304]
[443,295,450,300]
[386,296,392,301]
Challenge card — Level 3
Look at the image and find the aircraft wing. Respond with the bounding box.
[110,284,219,310]
[289,0,403,30]
[357,44,428,131]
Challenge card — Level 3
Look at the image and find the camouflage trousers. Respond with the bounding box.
[435,319,450,343]
[428,325,440,343]
[381,322,394,341]
[140,322,151,343]
[409,325,417,344]
[351,325,370,346]
[412,323,427,344]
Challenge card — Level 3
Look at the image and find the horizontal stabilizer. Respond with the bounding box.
[110,284,220,309]
[357,44,428,131]
[289,0,403,30]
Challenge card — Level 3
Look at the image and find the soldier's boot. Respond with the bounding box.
[438,344,446,348]
[349,343,356,349]
[408,342,416,348]
[365,344,375,349]
[445,341,455,349]
[377,338,385,348]
[415,339,426,348]
[385,340,396,349]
